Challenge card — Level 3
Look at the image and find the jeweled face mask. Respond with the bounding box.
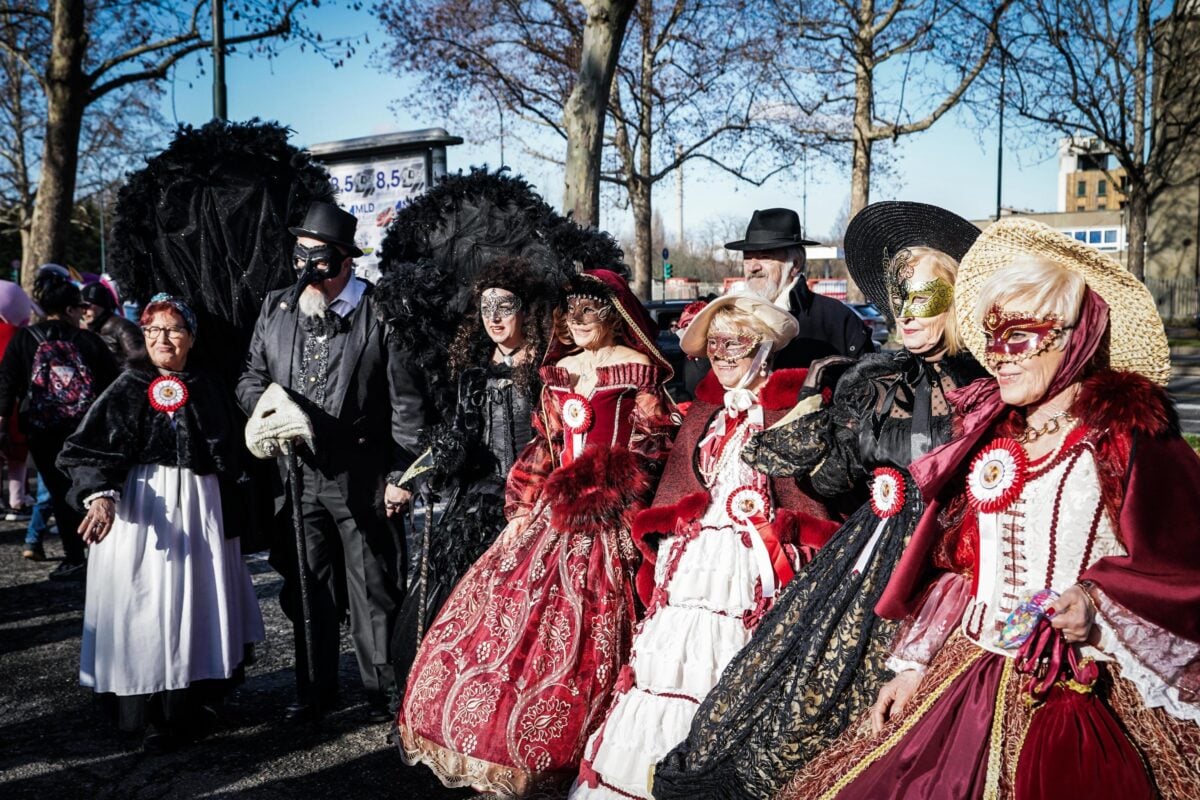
[565,294,613,325]
[983,305,1066,365]
[706,333,763,362]
[898,278,953,319]
[480,288,522,321]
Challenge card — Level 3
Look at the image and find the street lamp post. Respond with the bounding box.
[212,0,227,120]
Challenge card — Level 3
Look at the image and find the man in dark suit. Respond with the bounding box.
[726,208,874,368]
[237,201,424,722]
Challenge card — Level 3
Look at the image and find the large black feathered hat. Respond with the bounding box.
[374,167,626,429]
[109,119,333,386]
[844,201,980,322]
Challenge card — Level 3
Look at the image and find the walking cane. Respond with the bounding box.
[283,441,318,709]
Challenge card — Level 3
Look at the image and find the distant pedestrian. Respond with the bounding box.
[0,280,34,527]
[58,294,264,753]
[22,475,52,561]
[80,280,145,367]
[0,270,118,580]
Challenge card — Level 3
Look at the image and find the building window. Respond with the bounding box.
[1074,232,1087,241]
[1104,229,1117,243]
[1088,230,1102,244]
[1098,179,1107,196]
[1097,199,1107,209]
[1077,201,1087,211]
[1120,176,1129,191]
[1076,180,1087,197]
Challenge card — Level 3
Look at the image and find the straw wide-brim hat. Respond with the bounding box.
[956,216,1170,385]
[679,292,799,357]
[844,201,982,322]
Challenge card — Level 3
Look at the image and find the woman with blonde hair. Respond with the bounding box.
[653,201,988,799]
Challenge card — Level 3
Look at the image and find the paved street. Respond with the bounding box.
[0,519,469,800]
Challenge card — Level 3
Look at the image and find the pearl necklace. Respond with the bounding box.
[700,417,755,488]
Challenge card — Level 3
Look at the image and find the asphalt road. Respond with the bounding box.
[0,519,473,800]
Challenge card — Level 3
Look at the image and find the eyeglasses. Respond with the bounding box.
[142,325,189,340]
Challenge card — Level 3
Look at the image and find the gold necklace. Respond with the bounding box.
[1018,410,1074,444]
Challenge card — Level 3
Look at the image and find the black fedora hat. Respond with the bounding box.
[724,208,819,251]
[844,201,981,322]
[288,201,364,257]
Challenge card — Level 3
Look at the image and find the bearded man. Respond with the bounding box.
[237,201,425,723]
[727,208,874,369]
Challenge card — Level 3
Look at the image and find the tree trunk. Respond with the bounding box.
[630,177,652,301]
[562,0,635,228]
[849,0,875,218]
[1127,185,1148,281]
[24,0,88,289]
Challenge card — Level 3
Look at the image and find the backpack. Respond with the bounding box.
[25,326,96,432]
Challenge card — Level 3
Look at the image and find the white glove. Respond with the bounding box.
[245,383,315,459]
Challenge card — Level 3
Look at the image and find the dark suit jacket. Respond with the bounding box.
[236,285,426,525]
[774,280,875,370]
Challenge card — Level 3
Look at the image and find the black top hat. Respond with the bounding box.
[288,201,364,257]
[724,208,820,251]
[843,201,981,322]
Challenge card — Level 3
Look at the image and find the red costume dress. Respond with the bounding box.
[398,270,679,797]
[781,293,1200,800]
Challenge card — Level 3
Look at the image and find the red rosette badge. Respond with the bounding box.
[967,438,1027,513]
[560,393,594,435]
[726,485,771,525]
[148,375,188,413]
[870,467,906,519]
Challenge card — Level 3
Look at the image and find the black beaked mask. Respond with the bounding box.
[292,242,345,303]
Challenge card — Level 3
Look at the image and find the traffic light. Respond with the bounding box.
[664,262,673,279]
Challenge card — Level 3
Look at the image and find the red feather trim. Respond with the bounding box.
[631,490,709,605]
[543,445,653,536]
[775,508,840,552]
[1073,369,1176,439]
[693,367,809,411]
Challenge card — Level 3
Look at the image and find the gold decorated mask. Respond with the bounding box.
[897,278,953,319]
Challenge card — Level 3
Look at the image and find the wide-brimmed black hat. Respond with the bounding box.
[844,201,980,322]
[288,200,364,257]
[724,208,819,251]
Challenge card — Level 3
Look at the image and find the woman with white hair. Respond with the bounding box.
[571,293,838,799]
[778,217,1200,798]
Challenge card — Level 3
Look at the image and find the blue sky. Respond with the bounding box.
[160,4,1061,244]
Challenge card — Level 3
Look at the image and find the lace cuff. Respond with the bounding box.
[889,571,972,670]
[885,657,928,676]
[1092,587,1200,724]
[83,489,120,509]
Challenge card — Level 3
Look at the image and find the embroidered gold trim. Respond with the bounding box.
[815,647,986,800]
[983,656,1015,799]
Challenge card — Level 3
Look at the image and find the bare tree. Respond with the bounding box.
[377,0,807,298]
[774,0,1011,216]
[563,0,635,227]
[997,0,1200,280]
[0,0,353,286]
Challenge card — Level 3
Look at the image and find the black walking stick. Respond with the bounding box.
[283,441,318,710]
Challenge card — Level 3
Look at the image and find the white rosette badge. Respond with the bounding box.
[967,438,1027,513]
[148,375,189,414]
[560,392,594,459]
[869,467,906,519]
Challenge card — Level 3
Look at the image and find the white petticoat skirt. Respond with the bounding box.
[80,464,265,696]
